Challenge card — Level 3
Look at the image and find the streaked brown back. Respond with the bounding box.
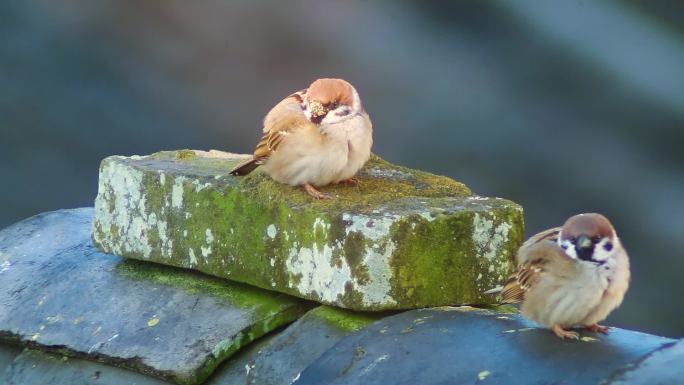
[501,239,575,304]
[254,92,314,160]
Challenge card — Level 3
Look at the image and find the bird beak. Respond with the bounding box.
[577,235,593,250]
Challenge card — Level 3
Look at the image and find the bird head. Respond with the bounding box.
[558,213,618,265]
[302,78,362,125]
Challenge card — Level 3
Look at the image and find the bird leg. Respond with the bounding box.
[303,183,330,199]
[586,323,610,334]
[337,177,360,186]
[552,324,579,340]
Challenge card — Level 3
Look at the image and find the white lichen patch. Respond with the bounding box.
[93,160,153,259]
[193,179,211,192]
[286,244,351,304]
[286,213,398,307]
[189,248,198,266]
[472,213,515,289]
[171,176,186,209]
[360,241,396,306]
[266,224,277,239]
[478,370,491,380]
[156,216,173,258]
[201,230,214,258]
[342,213,397,242]
[201,245,212,259]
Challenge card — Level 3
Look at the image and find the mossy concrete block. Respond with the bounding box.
[293,307,675,385]
[92,150,524,310]
[0,209,310,385]
[2,349,171,385]
[209,306,380,385]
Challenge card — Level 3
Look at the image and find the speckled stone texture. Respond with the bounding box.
[208,306,380,385]
[293,307,675,385]
[0,209,310,385]
[2,349,171,385]
[604,339,684,385]
[92,150,524,310]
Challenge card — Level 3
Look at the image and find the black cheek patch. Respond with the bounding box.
[310,113,327,124]
[604,242,613,251]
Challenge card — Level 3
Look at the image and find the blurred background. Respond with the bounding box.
[1,1,682,337]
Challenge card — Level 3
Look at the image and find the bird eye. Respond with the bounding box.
[335,107,351,117]
[329,102,339,110]
[592,236,602,243]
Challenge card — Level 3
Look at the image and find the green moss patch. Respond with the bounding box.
[310,306,383,332]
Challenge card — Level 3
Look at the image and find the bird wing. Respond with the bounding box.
[501,238,574,304]
[253,90,312,161]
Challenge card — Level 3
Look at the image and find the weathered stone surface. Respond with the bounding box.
[209,306,380,385]
[0,209,310,385]
[604,339,684,385]
[0,344,22,375]
[293,307,674,385]
[92,150,524,310]
[2,348,171,385]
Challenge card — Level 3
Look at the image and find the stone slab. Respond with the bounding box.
[0,209,310,385]
[93,150,524,310]
[604,339,684,385]
[1,348,171,385]
[293,307,674,385]
[0,344,22,376]
[209,306,380,385]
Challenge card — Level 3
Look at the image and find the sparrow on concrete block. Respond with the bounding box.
[496,213,630,339]
[230,78,373,199]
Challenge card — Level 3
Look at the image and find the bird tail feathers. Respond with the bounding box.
[229,158,262,176]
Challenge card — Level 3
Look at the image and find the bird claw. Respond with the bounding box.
[303,184,331,200]
[552,325,580,340]
[337,177,360,186]
[586,323,610,334]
